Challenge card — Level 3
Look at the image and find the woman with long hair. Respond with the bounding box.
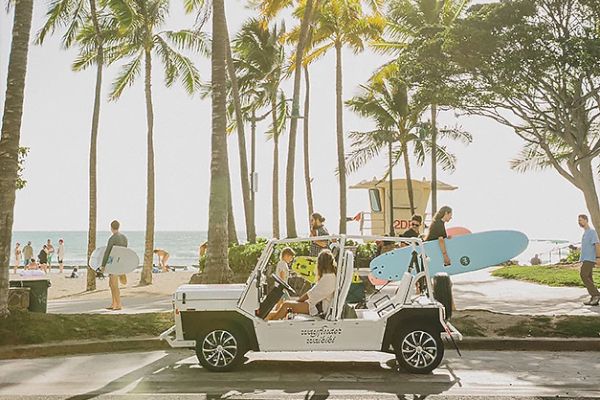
[268,249,337,320]
[425,206,453,266]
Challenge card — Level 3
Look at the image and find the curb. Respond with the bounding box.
[1,336,599,360]
[460,336,600,351]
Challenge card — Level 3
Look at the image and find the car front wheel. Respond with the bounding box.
[196,327,247,372]
[394,326,444,374]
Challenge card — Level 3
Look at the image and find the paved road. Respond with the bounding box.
[1,350,599,399]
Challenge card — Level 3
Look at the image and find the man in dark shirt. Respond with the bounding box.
[310,213,330,257]
[425,206,453,266]
[401,214,423,239]
[102,220,128,310]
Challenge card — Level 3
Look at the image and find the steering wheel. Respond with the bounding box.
[272,273,297,296]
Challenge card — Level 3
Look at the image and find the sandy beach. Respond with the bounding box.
[9,268,196,301]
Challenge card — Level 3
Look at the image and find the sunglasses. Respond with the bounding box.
[411,223,421,227]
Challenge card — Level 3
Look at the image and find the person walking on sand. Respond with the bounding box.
[578,214,600,306]
[153,248,171,272]
[425,206,453,266]
[23,241,33,267]
[57,239,65,274]
[101,220,128,311]
[38,245,49,273]
[13,243,22,274]
[530,254,542,266]
[46,239,55,269]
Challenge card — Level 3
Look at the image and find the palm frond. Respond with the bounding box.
[109,52,143,100]
[155,35,202,94]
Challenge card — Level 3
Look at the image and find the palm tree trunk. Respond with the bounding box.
[335,41,347,234]
[285,0,315,238]
[226,149,238,246]
[402,141,416,216]
[577,159,600,234]
[431,103,438,217]
[139,50,155,286]
[86,0,103,292]
[225,27,255,244]
[388,140,394,236]
[271,96,280,239]
[303,65,314,221]
[205,0,232,283]
[0,0,33,316]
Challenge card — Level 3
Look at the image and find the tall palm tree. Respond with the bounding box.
[346,72,472,226]
[0,0,34,316]
[36,0,116,291]
[303,65,314,218]
[204,0,233,282]
[304,0,385,234]
[258,0,317,238]
[108,0,206,285]
[233,19,287,239]
[381,0,470,215]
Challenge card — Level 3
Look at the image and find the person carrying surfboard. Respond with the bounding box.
[578,214,600,306]
[309,213,330,257]
[101,220,129,311]
[425,206,453,266]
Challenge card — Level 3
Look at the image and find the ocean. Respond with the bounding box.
[10,231,214,266]
[9,231,575,267]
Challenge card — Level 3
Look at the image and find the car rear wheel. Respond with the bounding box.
[196,327,247,372]
[394,326,444,374]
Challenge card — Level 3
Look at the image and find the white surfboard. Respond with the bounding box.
[89,246,139,274]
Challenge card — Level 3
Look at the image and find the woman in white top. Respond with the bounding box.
[267,249,337,320]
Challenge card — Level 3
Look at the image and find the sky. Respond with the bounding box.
[0,0,596,244]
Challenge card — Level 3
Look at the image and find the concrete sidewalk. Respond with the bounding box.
[47,268,600,316]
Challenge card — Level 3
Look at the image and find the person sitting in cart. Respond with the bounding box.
[276,247,295,305]
[268,250,337,320]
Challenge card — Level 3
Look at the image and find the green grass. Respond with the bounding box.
[491,265,600,287]
[0,311,174,346]
[452,310,600,338]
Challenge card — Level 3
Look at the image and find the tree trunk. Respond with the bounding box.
[388,140,394,236]
[430,103,438,217]
[0,0,33,316]
[205,0,232,283]
[335,41,347,234]
[271,97,280,239]
[86,0,103,291]
[402,141,416,216]
[225,28,255,244]
[577,159,600,233]
[139,50,155,286]
[303,66,314,223]
[285,0,315,238]
[226,148,238,246]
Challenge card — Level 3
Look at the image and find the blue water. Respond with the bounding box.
[10,231,216,266]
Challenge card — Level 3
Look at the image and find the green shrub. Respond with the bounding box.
[562,248,581,263]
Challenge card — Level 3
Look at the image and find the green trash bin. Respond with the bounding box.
[9,279,51,313]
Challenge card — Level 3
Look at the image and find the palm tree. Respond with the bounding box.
[0,0,34,316]
[346,72,472,228]
[258,0,317,238]
[304,0,385,234]
[233,19,287,239]
[204,0,233,282]
[36,0,116,291]
[381,0,470,215]
[107,0,206,285]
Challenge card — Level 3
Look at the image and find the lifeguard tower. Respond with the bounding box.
[350,178,457,236]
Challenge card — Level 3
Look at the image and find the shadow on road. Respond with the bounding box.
[64,350,457,399]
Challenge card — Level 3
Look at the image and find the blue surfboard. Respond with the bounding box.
[370,230,529,281]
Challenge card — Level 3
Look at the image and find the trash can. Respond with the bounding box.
[9,279,51,313]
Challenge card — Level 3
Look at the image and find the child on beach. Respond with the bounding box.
[14,243,21,274]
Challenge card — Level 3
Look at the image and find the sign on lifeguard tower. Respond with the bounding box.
[350,178,457,235]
